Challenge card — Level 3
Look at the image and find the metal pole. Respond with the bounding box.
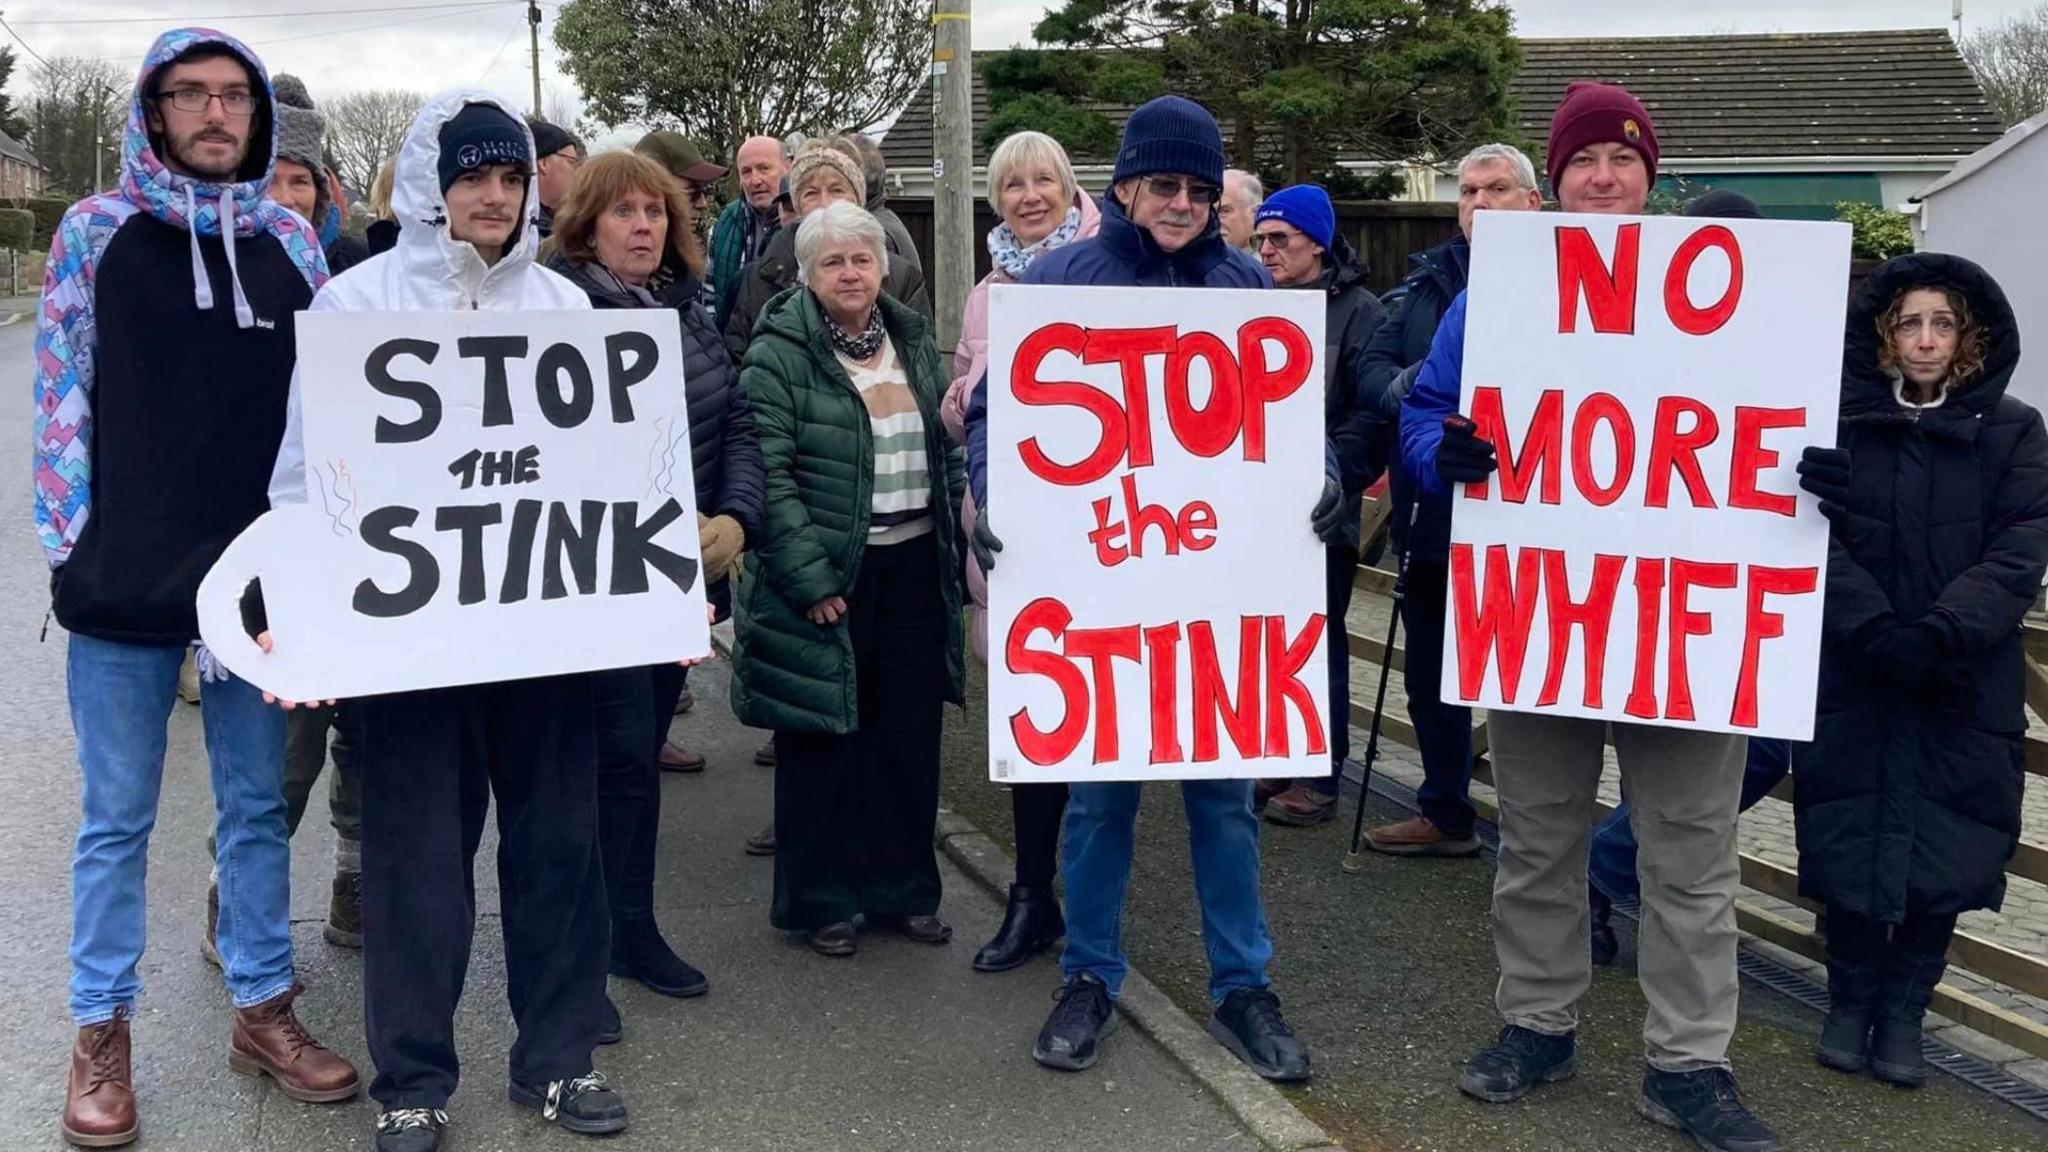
[931,1,973,353]
[528,0,544,119]
[1342,507,1418,873]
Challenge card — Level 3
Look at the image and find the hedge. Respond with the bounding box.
[0,208,33,251]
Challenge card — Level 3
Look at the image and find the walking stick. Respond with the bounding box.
[1342,506,1416,874]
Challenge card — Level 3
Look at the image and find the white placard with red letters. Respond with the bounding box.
[1446,211,1849,740]
[984,284,1329,783]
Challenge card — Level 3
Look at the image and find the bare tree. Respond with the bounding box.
[1963,2,2048,125]
[22,56,127,197]
[326,89,425,194]
[543,84,583,134]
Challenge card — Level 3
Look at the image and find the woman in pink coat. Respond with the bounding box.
[941,130,1100,974]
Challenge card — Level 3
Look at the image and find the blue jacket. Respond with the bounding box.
[1362,234,1468,562]
[1397,288,1470,508]
[966,192,1276,509]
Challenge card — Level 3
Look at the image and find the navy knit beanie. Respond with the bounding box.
[1255,184,1336,251]
[1113,96,1226,188]
[439,103,530,194]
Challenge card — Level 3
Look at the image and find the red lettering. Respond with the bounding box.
[1263,614,1327,758]
[1571,392,1635,506]
[1664,225,1744,336]
[1450,543,1542,704]
[1164,331,1242,458]
[1625,557,1666,719]
[1087,497,1127,566]
[1181,501,1217,551]
[1237,317,1313,461]
[1665,559,1738,722]
[1064,623,1143,765]
[1537,550,1626,709]
[1467,386,1564,505]
[1121,473,1179,557]
[1005,597,1090,765]
[1556,223,1640,335]
[1079,326,1174,469]
[1729,407,1804,518]
[1733,565,1819,728]
[1143,623,1185,764]
[1190,618,1262,762]
[1014,324,1126,487]
[1646,396,1719,509]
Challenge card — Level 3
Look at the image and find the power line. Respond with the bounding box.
[0,15,54,69]
[476,11,524,85]
[10,3,511,26]
[242,5,514,49]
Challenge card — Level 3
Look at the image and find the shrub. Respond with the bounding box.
[0,208,33,251]
[1833,201,1914,261]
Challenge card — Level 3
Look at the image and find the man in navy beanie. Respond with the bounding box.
[1249,184,1388,828]
[964,95,1317,1086]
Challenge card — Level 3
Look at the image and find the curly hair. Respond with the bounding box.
[1876,283,1987,395]
[552,150,706,280]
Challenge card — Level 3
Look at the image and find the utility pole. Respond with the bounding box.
[528,0,544,119]
[932,1,973,353]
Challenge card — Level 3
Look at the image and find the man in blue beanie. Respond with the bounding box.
[1249,184,1387,828]
[964,95,1318,1086]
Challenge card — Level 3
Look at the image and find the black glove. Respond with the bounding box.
[970,508,1004,575]
[1436,414,1498,486]
[1310,475,1347,544]
[1796,446,1851,523]
[1862,620,1945,693]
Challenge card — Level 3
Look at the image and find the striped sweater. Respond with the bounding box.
[836,337,932,544]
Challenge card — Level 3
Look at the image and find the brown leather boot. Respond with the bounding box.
[228,985,360,1103]
[62,1008,138,1148]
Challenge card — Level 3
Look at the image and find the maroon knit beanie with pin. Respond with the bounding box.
[1546,81,1659,195]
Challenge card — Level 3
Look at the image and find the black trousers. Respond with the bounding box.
[594,663,688,925]
[771,540,948,930]
[350,674,608,1109]
[1010,782,1069,890]
[1824,903,1959,1021]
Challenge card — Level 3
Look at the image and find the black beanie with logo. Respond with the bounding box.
[437,103,530,194]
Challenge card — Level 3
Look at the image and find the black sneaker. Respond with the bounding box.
[1032,973,1117,1072]
[508,1070,628,1135]
[1638,1066,1779,1152]
[597,994,623,1045]
[375,1108,448,1152]
[1210,987,1311,1082]
[1457,1025,1577,1103]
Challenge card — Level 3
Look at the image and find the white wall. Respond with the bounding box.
[1916,138,2048,412]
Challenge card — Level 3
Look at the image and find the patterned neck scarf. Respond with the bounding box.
[989,204,1083,280]
[827,302,887,361]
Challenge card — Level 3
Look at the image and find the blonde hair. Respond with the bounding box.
[370,158,397,221]
[986,131,1078,215]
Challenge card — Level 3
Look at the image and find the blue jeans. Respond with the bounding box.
[68,633,294,1024]
[1589,737,1790,904]
[1061,779,1273,1004]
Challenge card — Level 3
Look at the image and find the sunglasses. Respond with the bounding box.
[1141,176,1220,205]
[1251,231,1298,251]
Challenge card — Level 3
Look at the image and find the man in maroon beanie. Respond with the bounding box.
[1398,81,1778,1152]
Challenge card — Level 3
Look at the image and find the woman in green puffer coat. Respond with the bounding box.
[731,199,966,958]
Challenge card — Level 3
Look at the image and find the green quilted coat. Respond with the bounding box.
[729,286,967,733]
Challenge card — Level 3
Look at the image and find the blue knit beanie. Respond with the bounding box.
[1254,184,1336,251]
[1112,96,1226,188]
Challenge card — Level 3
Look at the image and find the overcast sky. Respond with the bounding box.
[974,0,2041,47]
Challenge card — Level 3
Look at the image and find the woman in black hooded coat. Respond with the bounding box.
[1795,252,2048,1088]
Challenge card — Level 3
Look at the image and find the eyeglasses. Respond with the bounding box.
[1251,231,1297,251]
[1141,176,1220,205]
[155,88,256,117]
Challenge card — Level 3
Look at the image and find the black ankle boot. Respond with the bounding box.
[610,917,709,999]
[1871,945,1946,1088]
[973,885,1064,973]
[1817,941,1882,1074]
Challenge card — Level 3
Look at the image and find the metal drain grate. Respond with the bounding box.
[1340,759,2048,1125]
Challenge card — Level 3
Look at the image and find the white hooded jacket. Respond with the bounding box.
[270,88,588,507]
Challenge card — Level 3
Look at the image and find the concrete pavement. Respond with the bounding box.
[0,318,1257,1150]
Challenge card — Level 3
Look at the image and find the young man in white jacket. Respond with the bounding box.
[264,89,618,1152]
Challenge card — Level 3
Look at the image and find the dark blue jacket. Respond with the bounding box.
[1397,288,1471,505]
[1361,234,1467,564]
[966,192,1273,509]
[1319,234,1387,548]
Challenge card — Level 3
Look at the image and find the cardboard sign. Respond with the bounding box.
[196,309,710,701]
[985,285,1329,783]
[1445,211,1850,740]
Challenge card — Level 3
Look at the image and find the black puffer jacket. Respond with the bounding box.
[546,254,768,618]
[1357,234,1467,564]
[1320,234,1386,550]
[1795,252,2048,922]
[723,221,932,364]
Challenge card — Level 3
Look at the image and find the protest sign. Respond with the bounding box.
[196,308,709,702]
[984,284,1328,783]
[1445,211,1850,740]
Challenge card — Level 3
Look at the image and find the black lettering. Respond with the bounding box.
[352,506,437,617]
[605,331,659,424]
[514,445,541,483]
[366,339,441,443]
[536,341,595,428]
[434,504,502,605]
[448,447,481,489]
[458,335,529,427]
[500,498,542,603]
[543,499,605,599]
[479,449,519,486]
[609,498,698,595]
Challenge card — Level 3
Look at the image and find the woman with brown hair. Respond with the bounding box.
[545,150,764,1029]
[1796,252,2048,1088]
